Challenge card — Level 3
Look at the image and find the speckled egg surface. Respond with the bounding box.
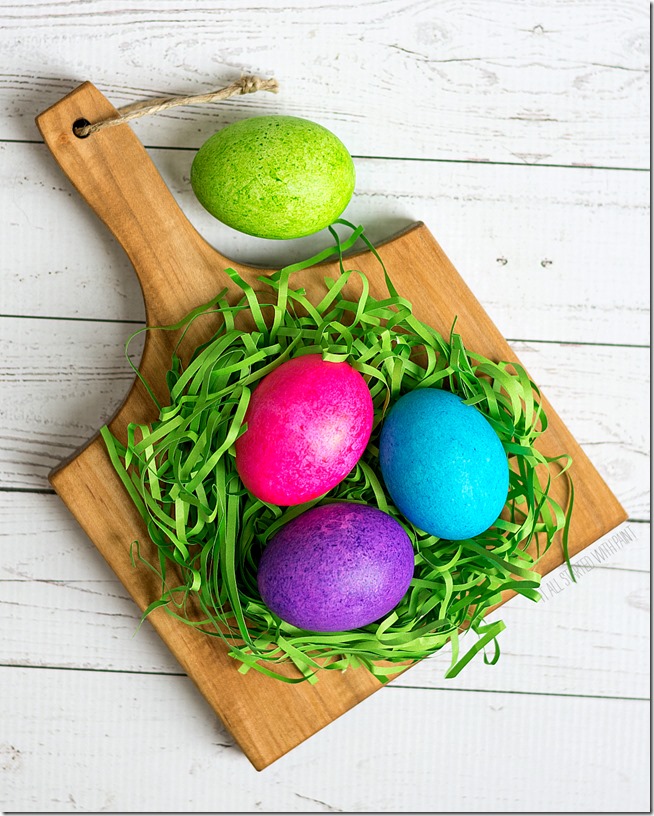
[379,388,509,540]
[190,115,355,239]
[257,502,415,631]
[235,355,373,506]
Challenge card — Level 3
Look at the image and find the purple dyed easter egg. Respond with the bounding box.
[235,355,373,506]
[257,502,415,631]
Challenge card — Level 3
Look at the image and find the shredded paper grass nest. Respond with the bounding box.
[102,221,574,684]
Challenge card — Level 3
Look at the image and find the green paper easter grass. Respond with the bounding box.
[101,220,574,685]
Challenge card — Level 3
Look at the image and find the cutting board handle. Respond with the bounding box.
[36,81,232,325]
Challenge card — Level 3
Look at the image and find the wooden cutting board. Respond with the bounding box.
[37,82,627,771]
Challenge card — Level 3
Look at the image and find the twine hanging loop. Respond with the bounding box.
[73,75,279,138]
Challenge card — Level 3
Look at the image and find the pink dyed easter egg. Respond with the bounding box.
[235,355,373,505]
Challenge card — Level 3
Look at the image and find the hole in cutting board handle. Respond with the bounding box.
[72,118,91,138]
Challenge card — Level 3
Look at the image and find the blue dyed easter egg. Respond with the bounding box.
[257,502,415,632]
[379,389,509,540]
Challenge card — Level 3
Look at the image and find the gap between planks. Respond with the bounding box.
[0,662,647,703]
[0,135,649,172]
[0,313,649,351]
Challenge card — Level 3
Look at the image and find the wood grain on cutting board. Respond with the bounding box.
[36,82,626,770]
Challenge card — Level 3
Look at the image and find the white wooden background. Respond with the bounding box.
[0,1,649,812]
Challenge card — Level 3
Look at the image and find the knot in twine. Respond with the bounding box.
[74,74,279,138]
[238,75,269,94]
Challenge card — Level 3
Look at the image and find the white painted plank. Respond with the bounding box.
[0,562,648,699]
[402,534,650,696]
[2,493,647,583]
[0,318,144,491]
[0,318,647,515]
[0,666,649,812]
[1,497,647,700]
[513,340,650,520]
[0,0,648,168]
[2,142,649,344]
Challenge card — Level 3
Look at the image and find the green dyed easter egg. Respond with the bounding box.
[190,115,355,240]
